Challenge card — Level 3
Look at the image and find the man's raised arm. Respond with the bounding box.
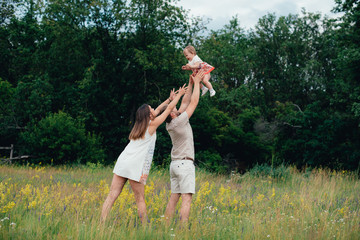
[178,75,194,113]
[185,70,205,119]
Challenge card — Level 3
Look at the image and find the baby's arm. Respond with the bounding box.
[189,62,201,69]
[182,62,201,70]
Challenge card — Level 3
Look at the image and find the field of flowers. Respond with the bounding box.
[0,164,359,239]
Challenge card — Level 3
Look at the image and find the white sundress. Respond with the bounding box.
[113,126,156,185]
[189,55,215,75]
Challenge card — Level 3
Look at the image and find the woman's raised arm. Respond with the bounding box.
[153,88,179,117]
[148,86,186,135]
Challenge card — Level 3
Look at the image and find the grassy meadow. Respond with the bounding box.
[0,164,359,239]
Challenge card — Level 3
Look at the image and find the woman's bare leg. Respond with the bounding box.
[101,174,127,222]
[129,180,147,223]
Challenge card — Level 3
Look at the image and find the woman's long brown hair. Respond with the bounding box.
[129,104,150,140]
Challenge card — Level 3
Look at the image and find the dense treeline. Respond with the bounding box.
[0,0,359,172]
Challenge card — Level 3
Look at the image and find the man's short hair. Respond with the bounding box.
[165,114,172,123]
[158,105,167,115]
[158,105,172,123]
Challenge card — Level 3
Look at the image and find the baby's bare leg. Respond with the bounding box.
[202,74,213,90]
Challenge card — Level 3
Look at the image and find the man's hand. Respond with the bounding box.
[193,70,205,83]
[184,85,192,96]
[189,75,194,85]
[177,84,187,96]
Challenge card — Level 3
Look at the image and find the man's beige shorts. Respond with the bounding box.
[170,160,195,194]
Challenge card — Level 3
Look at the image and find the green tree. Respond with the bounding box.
[0,0,17,82]
[200,17,250,89]
[12,75,53,125]
[0,78,18,146]
[333,0,360,123]
[275,101,360,169]
[248,11,333,115]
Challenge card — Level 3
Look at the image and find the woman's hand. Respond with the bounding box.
[169,88,176,101]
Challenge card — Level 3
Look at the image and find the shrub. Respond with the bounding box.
[196,150,228,173]
[247,163,291,180]
[19,111,105,165]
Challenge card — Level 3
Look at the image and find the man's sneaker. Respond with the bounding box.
[201,87,209,96]
[210,90,216,97]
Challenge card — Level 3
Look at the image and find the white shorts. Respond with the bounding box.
[170,160,195,194]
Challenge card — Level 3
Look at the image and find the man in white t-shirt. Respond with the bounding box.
[164,70,205,223]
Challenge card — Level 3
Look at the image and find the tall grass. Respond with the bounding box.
[0,164,359,239]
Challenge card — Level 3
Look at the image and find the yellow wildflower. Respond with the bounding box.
[256,194,265,202]
[270,188,275,199]
[29,200,37,209]
[1,201,15,213]
[20,184,32,196]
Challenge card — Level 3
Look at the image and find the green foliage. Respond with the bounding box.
[85,161,105,172]
[0,78,17,146]
[6,11,42,84]
[247,11,333,113]
[192,97,271,171]
[1,0,359,172]
[19,111,105,165]
[12,75,53,125]
[0,79,14,118]
[275,101,360,169]
[352,102,360,119]
[196,150,227,173]
[246,163,291,180]
[200,17,250,88]
[0,0,16,25]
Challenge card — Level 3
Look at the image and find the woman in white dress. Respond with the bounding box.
[101,85,186,223]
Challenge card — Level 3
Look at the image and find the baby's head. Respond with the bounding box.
[183,45,196,61]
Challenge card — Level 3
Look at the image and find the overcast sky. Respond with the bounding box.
[175,0,340,31]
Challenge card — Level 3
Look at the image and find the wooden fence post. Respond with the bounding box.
[10,144,14,164]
